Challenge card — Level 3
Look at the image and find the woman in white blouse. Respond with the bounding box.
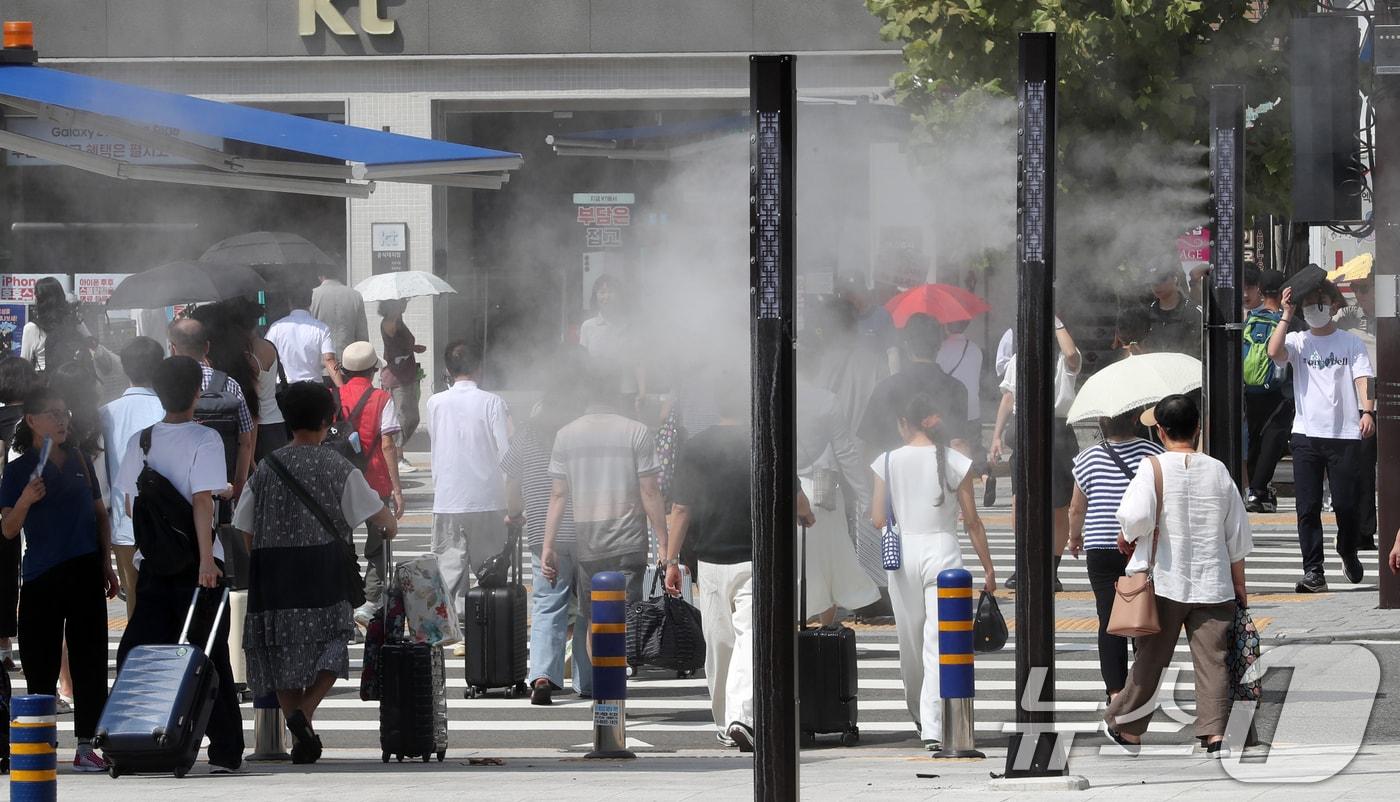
[1103,394,1251,756]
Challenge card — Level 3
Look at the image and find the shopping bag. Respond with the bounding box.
[973,590,1009,653]
[626,570,705,672]
[881,451,901,571]
[396,555,463,647]
[1227,600,1262,702]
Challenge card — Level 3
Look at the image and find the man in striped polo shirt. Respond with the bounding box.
[541,367,670,680]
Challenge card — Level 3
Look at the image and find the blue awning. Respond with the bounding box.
[0,64,520,197]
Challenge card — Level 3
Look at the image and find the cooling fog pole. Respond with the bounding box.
[1374,17,1400,609]
[1205,85,1246,490]
[749,54,799,798]
[1005,31,1063,779]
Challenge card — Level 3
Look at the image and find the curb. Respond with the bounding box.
[1268,627,1400,643]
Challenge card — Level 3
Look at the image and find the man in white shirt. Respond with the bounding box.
[1268,274,1376,592]
[267,284,340,387]
[98,336,167,618]
[426,340,511,622]
[113,355,243,772]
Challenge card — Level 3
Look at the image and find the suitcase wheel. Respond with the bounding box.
[421,754,430,763]
[840,728,860,747]
[108,765,121,779]
[676,669,695,679]
[464,686,481,699]
[801,732,816,747]
[382,752,391,763]
[503,684,520,699]
[437,750,446,762]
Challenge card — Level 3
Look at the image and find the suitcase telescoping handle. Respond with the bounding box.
[178,583,231,656]
[381,533,393,631]
[799,526,808,630]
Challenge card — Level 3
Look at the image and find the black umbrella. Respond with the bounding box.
[199,231,336,267]
[105,261,265,310]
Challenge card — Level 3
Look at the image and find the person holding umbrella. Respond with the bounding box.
[378,299,426,474]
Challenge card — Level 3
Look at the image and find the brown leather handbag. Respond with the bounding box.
[1107,455,1163,637]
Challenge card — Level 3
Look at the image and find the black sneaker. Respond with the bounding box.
[1341,550,1364,584]
[1295,571,1329,593]
[530,679,553,706]
[1004,573,1017,590]
[209,757,243,774]
[727,722,755,753]
[1245,492,1265,513]
[1262,490,1278,514]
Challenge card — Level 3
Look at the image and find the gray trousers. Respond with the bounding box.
[432,511,509,618]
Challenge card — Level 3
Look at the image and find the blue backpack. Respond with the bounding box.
[1242,309,1284,391]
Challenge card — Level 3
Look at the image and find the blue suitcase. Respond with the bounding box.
[95,587,229,779]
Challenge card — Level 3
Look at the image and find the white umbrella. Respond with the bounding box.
[353,271,457,302]
[1065,352,1203,425]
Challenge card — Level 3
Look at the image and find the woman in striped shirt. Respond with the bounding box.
[1067,408,1163,703]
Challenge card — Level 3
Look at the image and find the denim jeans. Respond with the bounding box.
[528,548,592,695]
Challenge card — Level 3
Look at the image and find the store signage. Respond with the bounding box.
[371,222,409,273]
[4,119,221,167]
[576,206,630,250]
[74,273,130,305]
[572,193,635,205]
[299,0,396,36]
[1177,226,1211,263]
[0,273,70,303]
[0,304,24,357]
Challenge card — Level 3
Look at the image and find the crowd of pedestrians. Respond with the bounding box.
[0,254,1395,774]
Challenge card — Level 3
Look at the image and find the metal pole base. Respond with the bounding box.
[247,704,291,762]
[933,698,984,760]
[584,698,636,760]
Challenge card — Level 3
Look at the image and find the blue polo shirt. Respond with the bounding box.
[0,444,101,582]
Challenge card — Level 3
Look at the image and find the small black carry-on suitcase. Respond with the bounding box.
[463,525,528,699]
[95,586,230,778]
[796,527,860,746]
[378,540,449,763]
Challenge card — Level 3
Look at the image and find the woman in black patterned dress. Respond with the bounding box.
[232,381,398,763]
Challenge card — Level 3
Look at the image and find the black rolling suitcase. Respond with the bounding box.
[797,527,860,746]
[95,586,230,778]
[378,541,449,763]
[463,525,528,699]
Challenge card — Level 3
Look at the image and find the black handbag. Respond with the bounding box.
[265,453,367,608]
[973,590,1009,653]
[626,569,705,672]
[474,526,519,589]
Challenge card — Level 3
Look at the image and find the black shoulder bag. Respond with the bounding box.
[264,452,367,607]
[131,427,201,577]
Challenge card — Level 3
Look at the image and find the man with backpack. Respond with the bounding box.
[334,341,404,626]
[167,319,254,499]
[112,355,244,772]
[1242,268,1292,513]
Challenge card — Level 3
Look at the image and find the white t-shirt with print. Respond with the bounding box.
[113,421,230,563]
[1275,329,1374,439]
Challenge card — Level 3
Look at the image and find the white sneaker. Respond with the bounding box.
[73,746,107,772]
[452,642,467,658]
[398,459,417,474]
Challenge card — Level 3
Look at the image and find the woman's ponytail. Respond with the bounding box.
[901,392,953,507]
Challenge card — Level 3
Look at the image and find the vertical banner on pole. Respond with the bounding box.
[1006,31,1065,780]
[750,53,799,800]
[1206,85,1247,490]
[1376,19,1400,609]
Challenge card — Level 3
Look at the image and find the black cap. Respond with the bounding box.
[1281,264,1343,306]
[1258,269,1285,296]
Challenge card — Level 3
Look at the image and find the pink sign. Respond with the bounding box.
[1177,227,1211,263]
[75,273,130,305]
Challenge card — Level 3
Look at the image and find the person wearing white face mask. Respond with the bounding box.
[1267,267,1375,593]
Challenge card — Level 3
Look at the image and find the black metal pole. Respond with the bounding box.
[750,53,799,800]
[1374,17,1400,609]
[1205,85,1246,489]
[1005,31,1062,779]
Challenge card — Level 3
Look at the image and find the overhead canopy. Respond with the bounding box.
[0,64,521,197]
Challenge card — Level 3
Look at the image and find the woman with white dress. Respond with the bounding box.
[872,392,996,751]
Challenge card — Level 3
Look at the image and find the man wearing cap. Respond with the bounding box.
[1268,267,1375,592]
[1142,254,1203,356]
[336,341,404,623]
[1242,267,1291,513]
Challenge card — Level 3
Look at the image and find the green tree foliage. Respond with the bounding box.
[866,0,1312,216]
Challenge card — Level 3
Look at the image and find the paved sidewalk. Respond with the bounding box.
[58,743,1400,800]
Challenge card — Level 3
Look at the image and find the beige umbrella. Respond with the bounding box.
[1328,253,1373,284]
[1065,352,1203,425]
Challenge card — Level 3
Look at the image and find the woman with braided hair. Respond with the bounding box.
[871,392,995,751]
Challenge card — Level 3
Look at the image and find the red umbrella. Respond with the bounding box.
[885,283,991,326]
